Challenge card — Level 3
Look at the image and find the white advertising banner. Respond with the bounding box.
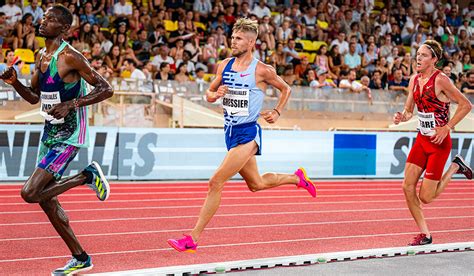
[0,125,472,181]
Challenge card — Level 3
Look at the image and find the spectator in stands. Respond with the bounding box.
[310,68,337,89]
[252,0,271,19]
[23,0,43,27]
[328,44,344,78]
[80,2,99,26]
[374,56,388,87]
[462,53,472,72]
[254,41,269,63]
[175,50,196,76]
[183,10,197,33]
[258,15,275,50]
[349,35,363,55]
[1,0,22,26]
[294,56,311,85]
[13,13,37,50]
[446,7,462,29]
[201,36,218,73]
[276,19,292,43]
[0,12,13,46]
[174,63,191,83]
[443,35,461,59]
[386,47,399,66]
[388,68,409,95]
[340,9,352,34]
[330,32,349,55]
[283,39,301,66]
[239,2,252,18]
[344,42,361,70]
[376,13,392,36]
[133,29,152,63]
[151,43,175,70]
[169,21,195,48]
[114,0,133,21]
[457,29,470,51]
[193,0,212,20]
[401,52,415,81]
[281,64,298,85]
[270,42,287,75]
[99,31,113,55]
[391,24,403,47]
[379,35,393,58]
[194,67,207,87]
[105,45,124,77]
[451,51,463,76]
[460,71,474,94]
[369,70,386,90]
[315,44,336,79]
[339,69,372,103]
[170,39,185,63]
[401,7,416,44]
[90,42,104,61]
[359,12,372,37]
[348,23,363,45]
[155,62,174,80]
[362,42,377,74]
[442,65,457,84]
[124,58,146,80]
[301,7,317,32]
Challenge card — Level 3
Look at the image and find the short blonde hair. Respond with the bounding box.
[233,18,259,37]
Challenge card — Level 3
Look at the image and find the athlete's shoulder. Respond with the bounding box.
[256,60,277,76]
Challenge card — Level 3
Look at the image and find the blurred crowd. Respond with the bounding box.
[0,0,473,98]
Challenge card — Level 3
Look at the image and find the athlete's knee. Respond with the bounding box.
[419,194,434,204]
[208,177,225,193]
[247,183,261,192]
[20,188,40,203]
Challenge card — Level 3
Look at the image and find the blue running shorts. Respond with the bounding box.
[224,121,262,155]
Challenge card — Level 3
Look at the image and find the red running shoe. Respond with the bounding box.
[408,233,432,246]
[295,167,316,197]
[167,234,197,253]
[452,155,473,180]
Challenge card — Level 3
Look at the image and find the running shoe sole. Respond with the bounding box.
[167,239,196,253]
[92,161,110,201]
[51,264,94,276]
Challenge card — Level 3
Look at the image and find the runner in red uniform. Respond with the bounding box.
[393,40,473,246]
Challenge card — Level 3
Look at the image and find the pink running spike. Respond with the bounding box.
[295,167,316,197]
[167,234,197,253]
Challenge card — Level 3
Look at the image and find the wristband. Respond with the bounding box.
[273,109,281,116]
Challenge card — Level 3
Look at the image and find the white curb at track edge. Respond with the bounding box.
[87,242,473,276]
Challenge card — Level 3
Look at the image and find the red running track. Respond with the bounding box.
[0,180,473,275]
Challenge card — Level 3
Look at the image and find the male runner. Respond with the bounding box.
[393,40,472,246]
[1,5,113,275]
[168,18,316,252]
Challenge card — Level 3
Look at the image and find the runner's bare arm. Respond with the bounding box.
[47,50,113,120]
[206,59,230,102]
[437,73,473,129]
[0,59,41,104]
[262,64,291,113]
[66,50,114,107]
[394,75,416,124]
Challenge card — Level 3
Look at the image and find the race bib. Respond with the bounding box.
[39,91,64,124]
[222,88,249,117]
[417,111,436,136]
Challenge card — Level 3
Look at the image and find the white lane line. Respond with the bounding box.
[1,216,473,242]
[1,205,473,227]
[0,188,472,198]
[1,203,471,216]
[1,229,473,263]
[0,182,471,192]
[1,195,473,206]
